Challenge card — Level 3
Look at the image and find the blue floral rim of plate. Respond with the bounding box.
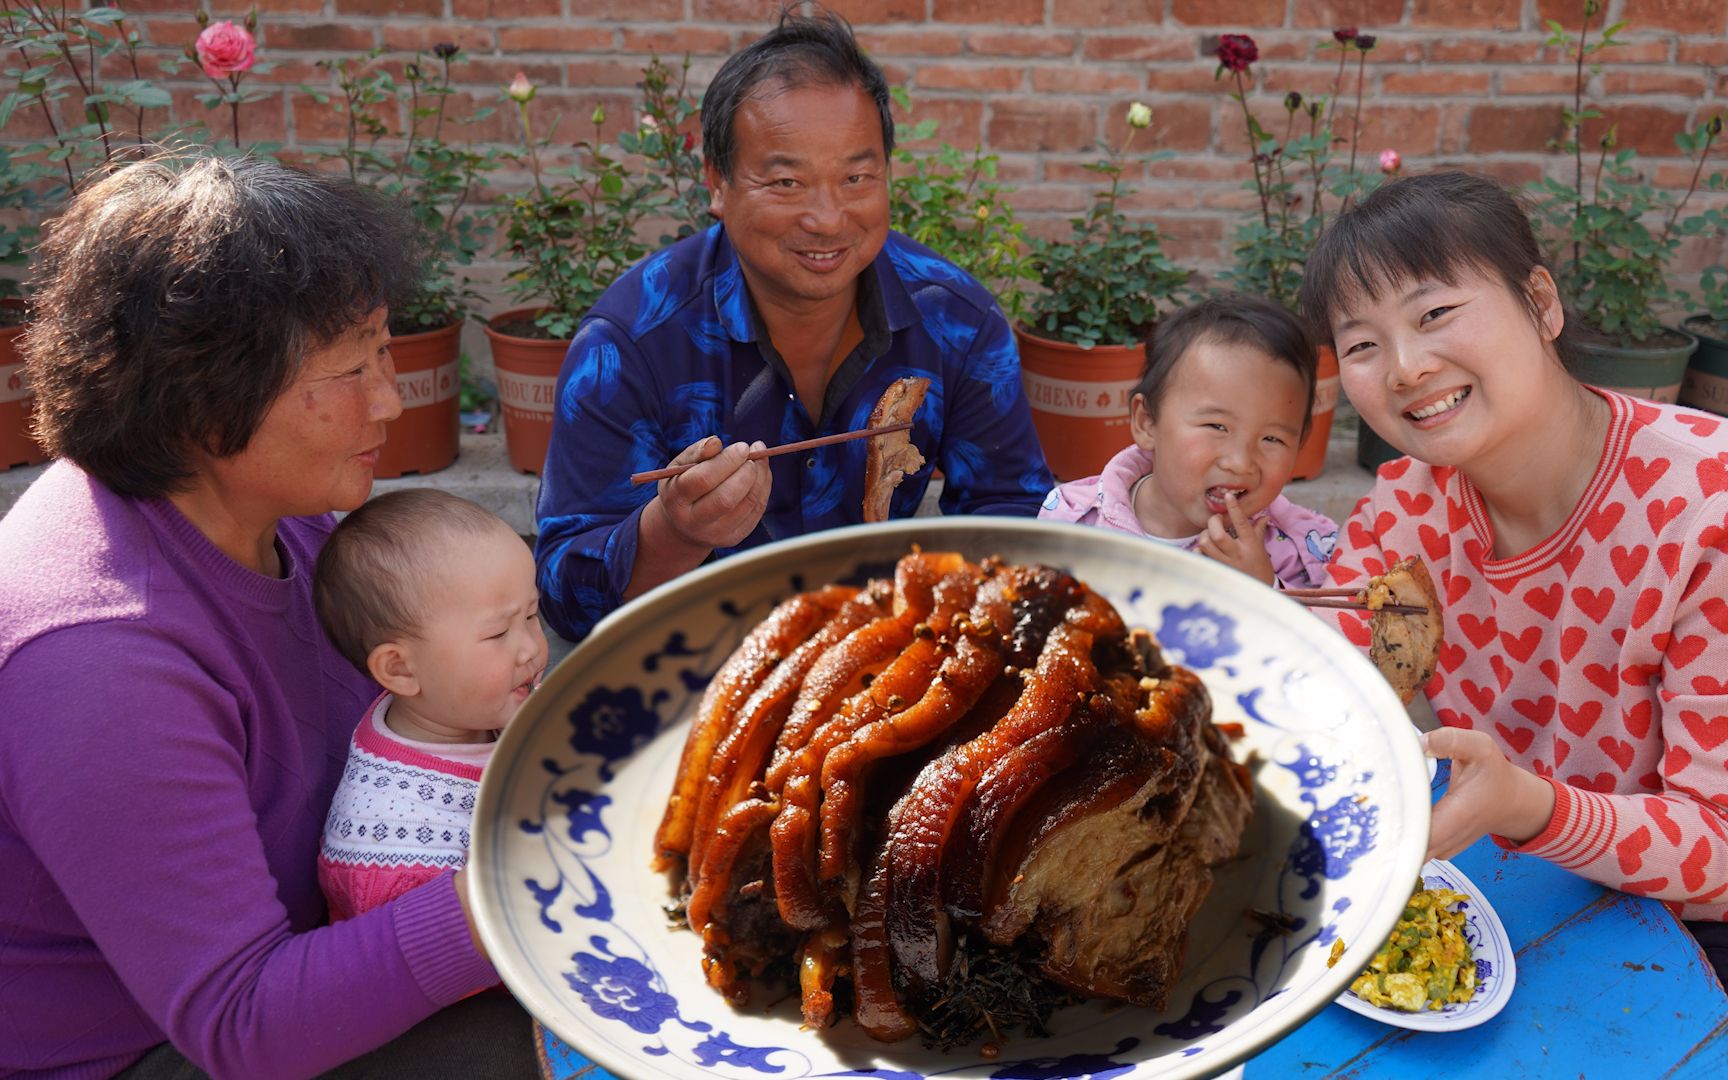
[471,518,1433,1080]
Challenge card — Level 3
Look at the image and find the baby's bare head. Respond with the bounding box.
[314,489,522,673]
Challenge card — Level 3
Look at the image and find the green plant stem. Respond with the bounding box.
[227,73,241,148]
[517,99,544,195]
[400,69,421,186]
[1658,125,1718,248]
[433,54,450,144]
[10,35,75,190]
[118,16,147,146]
[343,75,361,183]
[1307,105,1324,230]
[1231,70,1271,228]
[1345,48,1366,188]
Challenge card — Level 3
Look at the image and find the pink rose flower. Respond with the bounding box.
[1379,148,1402,175]
[195,21,255,80]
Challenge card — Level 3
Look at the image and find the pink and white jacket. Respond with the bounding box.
[318,693,492,922]
[1038,444,1340,589]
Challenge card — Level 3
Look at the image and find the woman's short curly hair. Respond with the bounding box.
[25,152,424,498]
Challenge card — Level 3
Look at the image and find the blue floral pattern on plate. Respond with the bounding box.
[472,520,1432,1080]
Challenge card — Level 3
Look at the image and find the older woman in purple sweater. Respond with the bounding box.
[0,157,533,1077]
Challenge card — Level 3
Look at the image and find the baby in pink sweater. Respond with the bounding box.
[314,489,549,921]
[1040,292,1338,588]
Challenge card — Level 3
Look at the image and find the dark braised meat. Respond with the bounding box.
[654,551,1254,1044]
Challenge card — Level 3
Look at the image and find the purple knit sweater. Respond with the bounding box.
[0,463,498,1079]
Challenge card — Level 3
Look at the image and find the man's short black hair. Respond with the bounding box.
[701,4,895,180]
[25,151,422,498]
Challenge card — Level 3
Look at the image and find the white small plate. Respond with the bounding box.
[1334,858,1515,1030]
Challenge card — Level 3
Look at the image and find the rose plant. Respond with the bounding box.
[302,44,499,333]
[1528,2,1726,345]
[189,13,261,148]
[1022,102,1189,348]
[0,4,171,193]
[615,55,711,245]
[1215,27,1386,311]
[496,75,656,341]
[889,88,1033,323]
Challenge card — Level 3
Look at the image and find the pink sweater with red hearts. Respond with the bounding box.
[1326,390,1728,922]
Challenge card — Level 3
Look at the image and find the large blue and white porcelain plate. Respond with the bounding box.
[472,518,1431,1080]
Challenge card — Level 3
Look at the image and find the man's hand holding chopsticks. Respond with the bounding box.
[626,436,772,600]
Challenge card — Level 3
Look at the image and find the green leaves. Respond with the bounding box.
[1025,136,1190,349]
[890,101,1032,322]
[1530,8,1725,346]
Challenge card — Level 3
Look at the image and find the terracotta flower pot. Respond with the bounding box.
[1014,325,1143,483]
[1290,344,1339,482]
[0,297,46,472]
[1679,316,1728,417]
[374,319,462,479]
[1571,330,1698,404]
[483,307,573,475]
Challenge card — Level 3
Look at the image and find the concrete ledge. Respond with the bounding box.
[370,432,540,536]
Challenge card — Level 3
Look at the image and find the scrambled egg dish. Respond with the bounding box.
[1347,881,1477,1012]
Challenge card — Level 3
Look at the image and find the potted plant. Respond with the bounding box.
[1015,103,1191,482]
[1680,263,1728,416]
[486,67,675,475]
[889,89,1034,325]
[1529,4,1723,404]
[616,54,713,249]
[1214,28,1390,478]
[303,44,498,478]
[0,4,171,470]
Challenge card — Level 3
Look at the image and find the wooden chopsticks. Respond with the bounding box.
[629,422,914,485]
[1282,586,1429,615]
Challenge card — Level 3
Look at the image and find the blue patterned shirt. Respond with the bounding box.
[533,225,1053,641]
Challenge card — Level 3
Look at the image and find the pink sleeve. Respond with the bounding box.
[1504,497,1728,913]
[1036,475,1100,523]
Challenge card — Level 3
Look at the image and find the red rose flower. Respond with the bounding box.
[1215,34,1258,74]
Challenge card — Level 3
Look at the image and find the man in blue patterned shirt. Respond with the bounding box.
[534,8,1054,641]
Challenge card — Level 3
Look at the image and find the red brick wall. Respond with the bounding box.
[19,0,1728,291]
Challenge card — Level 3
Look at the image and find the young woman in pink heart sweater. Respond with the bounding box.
[1304,171,1728,982]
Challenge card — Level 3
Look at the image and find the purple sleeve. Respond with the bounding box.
[0,625,495,1078]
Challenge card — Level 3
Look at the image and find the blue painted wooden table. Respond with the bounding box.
[535,765,1728,1080]
[1245,763,1728,1079]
